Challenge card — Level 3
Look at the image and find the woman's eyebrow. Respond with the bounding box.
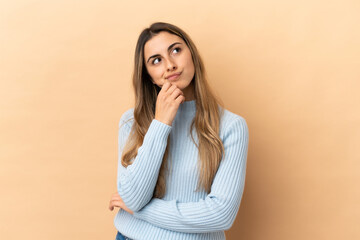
[147,42,182,63]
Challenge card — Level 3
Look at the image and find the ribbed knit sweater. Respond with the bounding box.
[114,100,249,240]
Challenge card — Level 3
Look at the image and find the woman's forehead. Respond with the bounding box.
[144,32,184,55]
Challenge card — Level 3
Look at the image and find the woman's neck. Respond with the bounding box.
[182,80,196,101]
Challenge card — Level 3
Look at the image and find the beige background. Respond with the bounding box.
[1,0,359,239]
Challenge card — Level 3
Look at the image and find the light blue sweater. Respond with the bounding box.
[114,100,249,240]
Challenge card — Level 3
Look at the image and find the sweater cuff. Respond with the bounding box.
[145,119,172,140]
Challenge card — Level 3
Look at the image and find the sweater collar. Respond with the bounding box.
[178,99,196,114]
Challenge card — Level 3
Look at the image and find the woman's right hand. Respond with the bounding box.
[155,81,185,126]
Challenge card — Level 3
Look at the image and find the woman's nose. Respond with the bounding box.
[166,59,177,71]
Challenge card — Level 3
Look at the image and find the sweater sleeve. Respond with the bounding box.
[132,116,249,233]
[117,109,172,212]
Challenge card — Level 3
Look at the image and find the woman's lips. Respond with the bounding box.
[167,72,182,81]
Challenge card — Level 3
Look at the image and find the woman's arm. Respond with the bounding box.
[117,109,172,212]
[116,82,187,212]
[132,117,249,233]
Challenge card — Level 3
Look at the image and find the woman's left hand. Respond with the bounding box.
[109,192,134,215]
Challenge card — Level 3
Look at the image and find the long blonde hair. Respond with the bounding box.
[121,22,225,198]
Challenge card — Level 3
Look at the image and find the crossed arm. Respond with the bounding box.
[109,112,249,233]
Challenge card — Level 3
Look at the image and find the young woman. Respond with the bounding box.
[109,22,249,240]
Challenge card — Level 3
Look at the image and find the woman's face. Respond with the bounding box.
[143,31,195,94]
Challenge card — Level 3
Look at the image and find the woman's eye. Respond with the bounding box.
[152,58,161,65]
[151,48,181,65]
[172,47,181,54]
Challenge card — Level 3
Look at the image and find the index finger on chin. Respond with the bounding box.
[161,80,171,91]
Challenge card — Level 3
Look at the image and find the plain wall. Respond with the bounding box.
[0,0,359,239]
